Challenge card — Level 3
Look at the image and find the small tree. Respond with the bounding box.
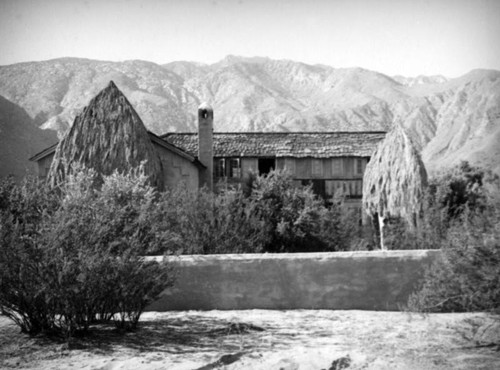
[0,164,174,338]
[362,125,428,249]
[408,200,500,313]
[248,170,358,252]
[408,163,500,313]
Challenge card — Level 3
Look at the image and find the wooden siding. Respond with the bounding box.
[325,179,363,198]
[218,156,369,181]
[291,157,369,180]
[212,156,368,200]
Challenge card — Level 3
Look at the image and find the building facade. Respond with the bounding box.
[163,131,386,202]
[30,83,385,212]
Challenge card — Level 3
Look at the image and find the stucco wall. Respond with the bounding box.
[153,142,199,191]
[37,153,55,178]
[147,250,439,311]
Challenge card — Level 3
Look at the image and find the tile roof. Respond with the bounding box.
[162,132,386,158]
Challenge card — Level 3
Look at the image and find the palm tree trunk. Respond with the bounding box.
[378,213,386,250]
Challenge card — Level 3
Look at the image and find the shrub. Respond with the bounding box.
[0,176,59,334]
[248,170,359,252]
[0,165,174,338]
[429,161,499,223]
[314,201,363,251]
[381,162,500,251]
[152,185,271,254]
[149,170,360,255]
[408,191,500,313]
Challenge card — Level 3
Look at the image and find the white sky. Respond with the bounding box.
[0,0,499,77]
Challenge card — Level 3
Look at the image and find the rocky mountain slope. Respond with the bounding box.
[0,56,499,177]
[0,95,57,179]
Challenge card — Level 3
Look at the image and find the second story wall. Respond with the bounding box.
[214,155,370,200]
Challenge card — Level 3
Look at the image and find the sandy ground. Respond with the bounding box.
[1,310,499,370]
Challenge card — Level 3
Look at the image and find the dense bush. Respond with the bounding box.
[408,205,500,313]
[0,165,174,338]
[407,162,500,313]
[431,161,492,220]
[248,170,360,252]
[381,161,500,251]
[0,166,365,337]
[150,170,361,254]
[152,185,271,254]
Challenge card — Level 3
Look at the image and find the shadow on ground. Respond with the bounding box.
[0,314,269,360]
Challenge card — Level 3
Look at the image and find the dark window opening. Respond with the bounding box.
[302,179,326,200]
[258,158,275,175]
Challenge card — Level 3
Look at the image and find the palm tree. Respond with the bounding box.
[362,125,428,250]
[48,81,164,190]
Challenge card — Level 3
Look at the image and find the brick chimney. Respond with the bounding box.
[198,102,213,190]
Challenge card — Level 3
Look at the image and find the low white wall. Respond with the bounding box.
[147,250,439,311]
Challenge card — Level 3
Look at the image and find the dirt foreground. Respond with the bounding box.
[1,310,499,370]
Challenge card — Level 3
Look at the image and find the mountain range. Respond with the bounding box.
[0,56,499,179]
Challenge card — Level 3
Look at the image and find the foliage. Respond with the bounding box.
[407,162,500,313]
[429,161,499,222]
[0,165,174,338]
[407,206,500,313]
[245,170,359,252]
[149,170,361,254]
[0,165,366,337]
[380,161,500,251]
[152,185,271,254]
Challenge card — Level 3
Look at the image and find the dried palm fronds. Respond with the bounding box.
[363,124,428,248]
[48,81,163,189]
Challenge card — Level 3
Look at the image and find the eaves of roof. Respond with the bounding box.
[147,131,205,168]
[29,132,205,168]
[29,142,59,162]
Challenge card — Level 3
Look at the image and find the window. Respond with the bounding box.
[214,158,225,178]
[214,158,241,179]
[228,158,241,178]
[258,158,275,175]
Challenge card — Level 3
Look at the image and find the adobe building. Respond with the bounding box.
[30,82,385,211]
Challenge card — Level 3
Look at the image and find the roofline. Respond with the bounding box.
[29,133,206,169]
[29,142,58,162]
[162,131,387,137]
[147,131,206,168]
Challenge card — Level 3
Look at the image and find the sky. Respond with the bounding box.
[0,0,499,77]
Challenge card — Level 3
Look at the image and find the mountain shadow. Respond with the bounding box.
[0,95,57,180]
